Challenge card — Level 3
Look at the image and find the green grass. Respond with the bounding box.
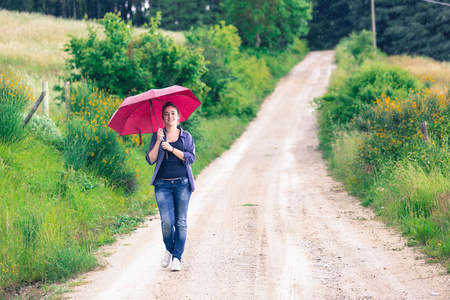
[193,116,247,176]
[0,135,155,295]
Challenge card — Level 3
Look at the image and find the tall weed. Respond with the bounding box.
[63,82,137,192]
[0,73,32,142]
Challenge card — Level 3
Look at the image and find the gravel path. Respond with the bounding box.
[65,51,450,300]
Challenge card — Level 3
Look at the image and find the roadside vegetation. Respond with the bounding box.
[316,30,450,271]
[0,9,308,297]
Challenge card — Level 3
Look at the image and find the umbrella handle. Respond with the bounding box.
[162,131,168,159]
[135,127,142,145]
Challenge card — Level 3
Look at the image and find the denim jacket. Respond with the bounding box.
[146,126,196,191]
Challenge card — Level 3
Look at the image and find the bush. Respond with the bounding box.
[245,38,309,83]
[337,30,378,68]
[316,60,421,157]
[64,12,207,98]
[0,73,32,143]
[319,62,420,126]
[356,89,450,169]
[186,21,272,119]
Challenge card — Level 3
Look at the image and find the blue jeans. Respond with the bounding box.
[154,177,192,261]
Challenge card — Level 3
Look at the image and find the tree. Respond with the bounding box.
[376,0,450,61]
[147,0,206,30]
[307,0,450,61]
[221,0,312,50]
[64,13,208,97]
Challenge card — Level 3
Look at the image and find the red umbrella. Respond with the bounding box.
[108,85,201,144]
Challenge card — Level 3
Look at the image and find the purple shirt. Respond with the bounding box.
[146,126,196,191]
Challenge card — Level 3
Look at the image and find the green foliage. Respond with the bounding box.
[64,12,208,98]
[317,31,420,129]
[341,30,377,67]
[316,56,420,156]
[62,81,138,192]
[0,73,31,143]
[376,0,450,61]
[186,21,272,119]
[221,0,312,51]
[254,38,309,79]
[28,115,63,149]
[149,0,205,31]
[355,90,450,168]
[0,136,153,292]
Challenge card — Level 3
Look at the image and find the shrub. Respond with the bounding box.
[0,73,32,143]
[355,89,450,169]
[185,22,238,117]
[337,30,378,68]
[249,38,308,81]
[316,61,421,157]
[319,62,420,126]
[64,12,207,98]
[186,21,271,119]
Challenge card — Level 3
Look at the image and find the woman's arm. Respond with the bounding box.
[181,131,195,165]
[146,129,164,164]
[166,144,185,162]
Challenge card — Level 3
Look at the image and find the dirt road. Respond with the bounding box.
[65,51,450,299]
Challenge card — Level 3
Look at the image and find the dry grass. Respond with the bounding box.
[0,10,103,115]
[388,55,450,91]
[159,29,187,45]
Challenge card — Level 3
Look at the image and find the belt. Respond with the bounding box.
[159,177,182,181]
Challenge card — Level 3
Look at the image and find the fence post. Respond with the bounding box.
[64,81,71,117]
[23,92,46,127]
[42,81,49,117]
[420,121,430,143]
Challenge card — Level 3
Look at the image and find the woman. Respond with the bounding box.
[146,102,196,272]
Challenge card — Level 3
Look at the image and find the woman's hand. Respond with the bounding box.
[156,128,164,143]
[161,141,173,152]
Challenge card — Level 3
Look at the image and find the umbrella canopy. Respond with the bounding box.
[108,85,201,137]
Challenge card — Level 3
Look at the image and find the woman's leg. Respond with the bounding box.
[155,183,176,254]
[172,177,192,260]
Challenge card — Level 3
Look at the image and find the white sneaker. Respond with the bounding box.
[171,257,181,271]
[161,250,172,268]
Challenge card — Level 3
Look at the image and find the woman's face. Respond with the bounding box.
[163,106,179,126]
